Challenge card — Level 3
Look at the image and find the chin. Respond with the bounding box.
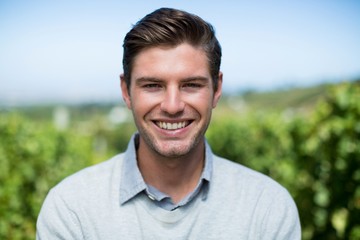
[155,142,192,158]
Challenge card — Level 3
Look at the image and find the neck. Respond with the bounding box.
[137,138,205,204]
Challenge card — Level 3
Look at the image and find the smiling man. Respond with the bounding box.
[37,8,301,239]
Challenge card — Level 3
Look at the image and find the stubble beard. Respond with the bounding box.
[139,124,206,159]
[133,114,210,159]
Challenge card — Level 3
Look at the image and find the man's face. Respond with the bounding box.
[121,43,222,158]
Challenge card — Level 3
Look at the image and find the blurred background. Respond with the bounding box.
[1,0,360,239]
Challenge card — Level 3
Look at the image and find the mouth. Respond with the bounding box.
[154,120,192,130]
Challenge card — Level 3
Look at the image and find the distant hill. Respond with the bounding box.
[216,79,359,117]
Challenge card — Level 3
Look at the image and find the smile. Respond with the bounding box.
[155,121,190,130]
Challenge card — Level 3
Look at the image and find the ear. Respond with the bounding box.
[120,74,132,109]
[212,71,223,108]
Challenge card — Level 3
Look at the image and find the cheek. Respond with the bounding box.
[185,93,214,113]
[131,92,161,114]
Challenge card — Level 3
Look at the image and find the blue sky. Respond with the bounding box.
[1,0,360,105]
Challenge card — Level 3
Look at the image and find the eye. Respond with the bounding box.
[183,83,202,88]
[143,83,162,89]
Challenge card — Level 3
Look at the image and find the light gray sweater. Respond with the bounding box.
[36,148,301,239]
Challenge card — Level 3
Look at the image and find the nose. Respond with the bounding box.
[160,87,185,115]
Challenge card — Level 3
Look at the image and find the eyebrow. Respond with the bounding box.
[135,76,210,84]
[181,76,210,83]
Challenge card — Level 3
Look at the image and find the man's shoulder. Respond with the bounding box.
[212,155,289,196]
[210,156,301,239]
[212,155,299,218]
[51,153,125,197]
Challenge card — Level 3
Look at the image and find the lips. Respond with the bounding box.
[155,121,191,130]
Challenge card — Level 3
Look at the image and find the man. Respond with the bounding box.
[37,8,301,239]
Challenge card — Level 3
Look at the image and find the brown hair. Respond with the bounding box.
[122,8,222,91]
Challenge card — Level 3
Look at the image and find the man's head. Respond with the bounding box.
[120,8,223,159]
[122,7,222,92]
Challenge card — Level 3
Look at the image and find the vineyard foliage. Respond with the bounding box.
[0,82,359,239]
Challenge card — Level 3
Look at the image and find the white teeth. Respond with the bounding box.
[157,121,187,130]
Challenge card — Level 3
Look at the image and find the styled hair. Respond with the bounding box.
[122,7,222,91]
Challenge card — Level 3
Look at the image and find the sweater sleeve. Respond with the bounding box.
[36,188,84,240]
[261,187,301,240]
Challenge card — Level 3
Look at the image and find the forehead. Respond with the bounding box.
[131,43,211,80]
